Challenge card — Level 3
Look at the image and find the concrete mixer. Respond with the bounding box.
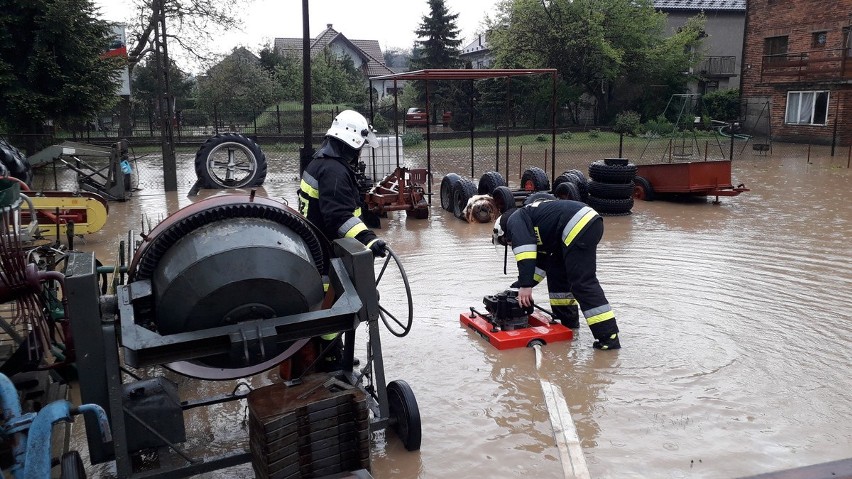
[63,193,419,477]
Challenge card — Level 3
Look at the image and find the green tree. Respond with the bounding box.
[0,0,123,153]
[259,45,368,106]
[196,50,278,127]
[488,0,705,122]
[411,0,463,121]
[131,55,194,124]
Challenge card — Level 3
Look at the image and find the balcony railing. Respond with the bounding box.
[761,47,852,83]
[699,56,737,77]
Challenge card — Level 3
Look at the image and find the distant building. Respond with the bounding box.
[460,33,493,69]
[654,0,746,93]
[740,0,852,146]
[274,24,399,99]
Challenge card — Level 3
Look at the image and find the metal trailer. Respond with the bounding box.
[633,159,749,204]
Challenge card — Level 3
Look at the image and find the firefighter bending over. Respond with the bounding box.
[492,199,621,350]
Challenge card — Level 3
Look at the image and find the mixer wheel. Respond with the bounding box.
[387,380,421,451]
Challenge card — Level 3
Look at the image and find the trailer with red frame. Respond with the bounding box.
[362,167,430,220]
[632,159,749,203]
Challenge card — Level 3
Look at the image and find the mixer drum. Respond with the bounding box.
[127,195,330,379]
[152,217,323,335]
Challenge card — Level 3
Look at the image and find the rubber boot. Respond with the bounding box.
[589,319,620,350]
[560,304,580,329]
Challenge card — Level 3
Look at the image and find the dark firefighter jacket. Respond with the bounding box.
[297,138,377,247]
[504,200,600,288]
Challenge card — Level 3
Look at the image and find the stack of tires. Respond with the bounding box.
[440,173,478,220]
[586,158,637,216]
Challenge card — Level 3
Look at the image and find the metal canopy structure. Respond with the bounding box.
[368,68,559,202]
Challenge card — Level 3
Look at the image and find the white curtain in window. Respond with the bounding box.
[797,92,814,123]
[786,93,800,123]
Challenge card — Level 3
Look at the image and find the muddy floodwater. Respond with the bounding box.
[51,146,851,479]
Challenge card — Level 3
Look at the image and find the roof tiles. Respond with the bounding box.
[653,0,746,11]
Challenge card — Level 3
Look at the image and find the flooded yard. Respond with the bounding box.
[42,141,851,478]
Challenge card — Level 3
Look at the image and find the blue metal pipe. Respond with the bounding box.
[0,373,28,478]
[22,400,111,479]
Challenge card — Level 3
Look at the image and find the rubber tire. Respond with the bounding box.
[588,160,637,184]
[587,180,635,199]
[520,167,550,192]
[523,191,557,206]
[603,158,629,166]
[440,173,462,211]
[194,133,267,189]
[563,169,589,202]
[452,178,477,219]
[551,173,573,193]
[387,380,422,451]
[477,171,506,195]
[60,451,86,479]
[554,181,582,201]
[633,176,655,201]
[587,195,634,216]
[0,138,34,186]
[491,186,516,213]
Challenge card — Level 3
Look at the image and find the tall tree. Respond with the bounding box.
[196,49,278,127]
[487,0,704,122]
[0,0,123,153]
[411,0,463,120]
[131,55,194,124]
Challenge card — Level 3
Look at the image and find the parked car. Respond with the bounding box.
[405,108,427,127]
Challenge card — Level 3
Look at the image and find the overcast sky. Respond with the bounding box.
[93,0,500,55]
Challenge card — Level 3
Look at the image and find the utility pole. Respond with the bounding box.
[299,0,314,176]
[153,0,178,191]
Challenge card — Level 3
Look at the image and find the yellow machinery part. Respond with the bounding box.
[27,195,109,236]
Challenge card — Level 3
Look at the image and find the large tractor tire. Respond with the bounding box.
[633,176,655,201]
[0,138,33,187]
[491,186,516,213]
[194,133,267,189]
[477,171,506,195]
[452,178,477,220]
[587,180,635,199]
[588,160,637,184]
[587,195,634,216]
[440,173,462,211]
[520,167,550,192]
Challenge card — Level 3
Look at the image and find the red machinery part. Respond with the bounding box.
[459,311,573,350]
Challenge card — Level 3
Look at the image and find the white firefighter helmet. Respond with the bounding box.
[492,208,516,246]
[326,110,379,150]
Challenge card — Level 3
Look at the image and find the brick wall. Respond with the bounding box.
[741,0,852,146]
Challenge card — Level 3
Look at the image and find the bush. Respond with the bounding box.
[613,110,641,136]
[372,115,389,133]
[588,129,600,138]
[703,89,740,122]
[560,131,572,140]
[535,134,547,142]
[643,115,675,136]
[401,131,423,147]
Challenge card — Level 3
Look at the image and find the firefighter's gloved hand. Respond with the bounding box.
[593,333,621,350]
[368,239,387,258]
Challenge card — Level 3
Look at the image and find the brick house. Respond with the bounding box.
[741,0,852,146]
[274,24,399,99]
[654,0,746,93]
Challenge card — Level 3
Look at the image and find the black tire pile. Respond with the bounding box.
[585,158,637,216]
[440,160,638,220]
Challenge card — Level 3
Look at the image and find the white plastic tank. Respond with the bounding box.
[361,136,403,182]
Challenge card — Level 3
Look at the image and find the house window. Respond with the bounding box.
[785,91,830,125]
[812,32,827,48]
[764,36,788,65]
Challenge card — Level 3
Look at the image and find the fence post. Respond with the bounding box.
[495,128,500,173]
[253,109,257,135]
[729,122,735,161]
[214,103,219,135]
[619,131,624,158]
[276,105,282,134]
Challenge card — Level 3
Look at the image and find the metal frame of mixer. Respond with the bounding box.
[64,238,402,478]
